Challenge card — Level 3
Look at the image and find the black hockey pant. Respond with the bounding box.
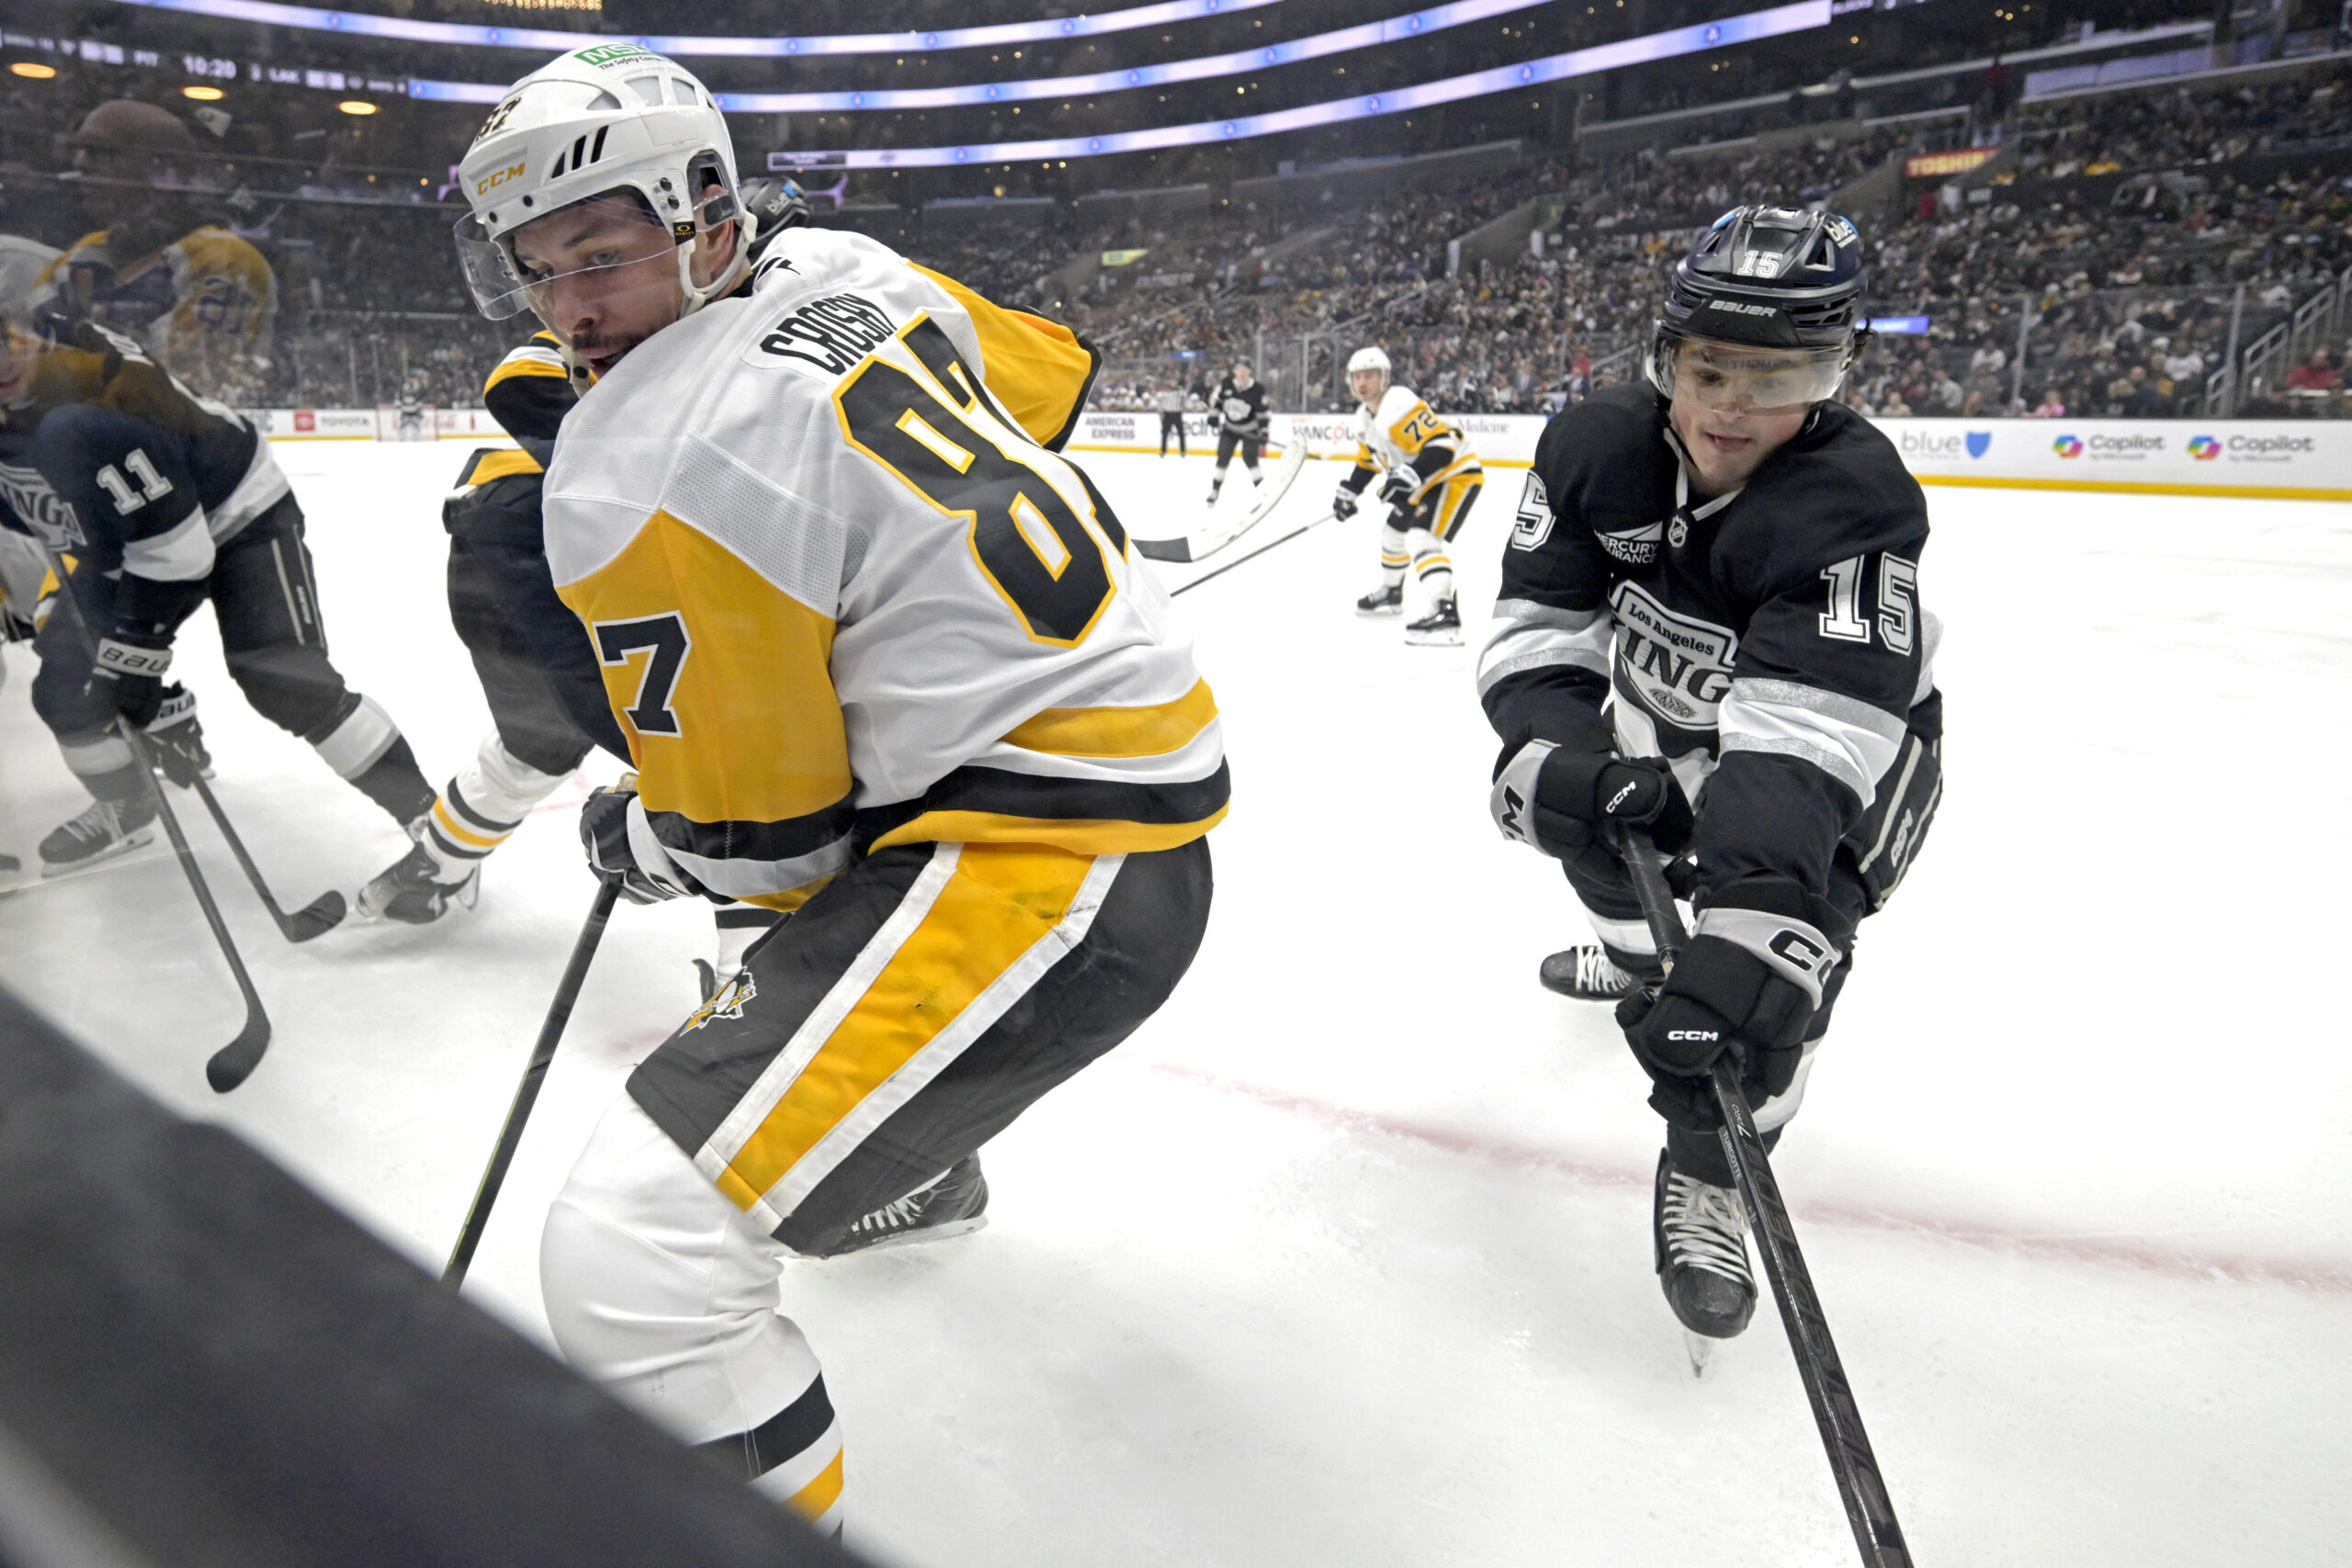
[1159,412,1186,457]
[626,835,1213,1256]
[1213,430,1261,472]
[447,536,594,781]
[32,496,431,823]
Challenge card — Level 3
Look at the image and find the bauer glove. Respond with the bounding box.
[1615,874,1843,1131]
[1331,485,1361,521]
[579,783,695,905]
[90,635,172,728]
[142,683,211,787]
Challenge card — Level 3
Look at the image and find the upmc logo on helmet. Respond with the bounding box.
[2188,435,2222,460]
[2052,435,2084,457]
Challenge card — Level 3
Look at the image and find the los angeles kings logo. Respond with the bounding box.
[1610,581,1736,730]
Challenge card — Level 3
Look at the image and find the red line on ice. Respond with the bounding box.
[1147,1063,2352,1297]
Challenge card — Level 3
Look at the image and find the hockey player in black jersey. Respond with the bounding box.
[1476,207,1942,1346]
[1204,362,1269,506]
[0,306,435,872]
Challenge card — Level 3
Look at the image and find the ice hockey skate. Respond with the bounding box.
[817,1155,989,1258]
[40,795,158,875]
[1654,1149,1755,1372]
[1538,944,1637,1000]
[355,840,480,925]
[1355,583,1403,615]
[1404,596,1461,645]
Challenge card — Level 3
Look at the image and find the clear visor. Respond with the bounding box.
[453,206,691,323]
[1661,333,1849,414]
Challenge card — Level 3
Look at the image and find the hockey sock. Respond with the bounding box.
[696,1375,845,1535]
[417,732,571,880]
[1408,527,1453,603]
[1378,525,1410,592]
[311,694,436,824]
[56,729,136,788]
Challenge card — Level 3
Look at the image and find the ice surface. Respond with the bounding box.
[2,440,2347,1566]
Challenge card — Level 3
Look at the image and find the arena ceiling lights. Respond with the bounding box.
[763,0,1829,170]
[102,0,1283,57]
[409,0,1569,112]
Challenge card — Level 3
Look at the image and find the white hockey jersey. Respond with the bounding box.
[1349,382,1480,502]
[543,230,1227,912]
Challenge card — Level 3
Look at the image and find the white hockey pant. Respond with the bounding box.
[415,729,570,879]
[542,1092,844,1531]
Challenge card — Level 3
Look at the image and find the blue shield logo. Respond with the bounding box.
[1964,431,1993,459]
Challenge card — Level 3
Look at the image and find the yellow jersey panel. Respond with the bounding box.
[906,262,1100,452]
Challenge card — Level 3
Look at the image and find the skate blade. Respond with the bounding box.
[693,958,717,1001]
[1404,629,1464,646]
[40,826,156,877]
[1683,1330,1721,1378]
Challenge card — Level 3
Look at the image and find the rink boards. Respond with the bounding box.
[243,403,2352,501]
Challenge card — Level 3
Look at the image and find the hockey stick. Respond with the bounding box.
[187,773,347,942]
[444,874,621,1288]
[1168,508,1335,598]
[116,723,274,1093]
[1612,823,1911,1568]
[1136,439,1309,563]
[31,545,272,1089]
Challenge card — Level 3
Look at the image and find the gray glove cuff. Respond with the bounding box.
[1690,906,1838,1010]
[1488,738,1558,849]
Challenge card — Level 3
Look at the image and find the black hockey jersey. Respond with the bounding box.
[444,333,628,760]
[1477,385,1939,902]
[0,321,289,633]
[1212,377,1268,438]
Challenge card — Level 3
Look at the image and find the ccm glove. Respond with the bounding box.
[1488,740,1695,863]
[1331,485,1362,521]
[90,635,172,728]
[1614,874,1842,1130]
[579,783,695,905]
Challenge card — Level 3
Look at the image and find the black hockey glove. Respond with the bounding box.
[142,684,210,787]
[579,783,694,905]
[1378,472,1415,508]
[1614,875,1842,1131]
[1489,740,1694,864]
[90,635,172,729]
[1331,485,1362,521]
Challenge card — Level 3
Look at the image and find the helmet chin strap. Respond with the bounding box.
[675,212,754,320]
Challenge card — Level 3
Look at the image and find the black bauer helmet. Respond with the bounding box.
[1647,205,1868,413]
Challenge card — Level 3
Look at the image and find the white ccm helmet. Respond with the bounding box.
[1346,345,1391,378]
[453,43,748,322]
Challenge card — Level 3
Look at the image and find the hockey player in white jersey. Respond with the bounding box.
[453,45,1220,1538]
[1332,346,1484,645]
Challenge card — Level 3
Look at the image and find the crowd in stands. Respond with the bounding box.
[14,51,2352,423]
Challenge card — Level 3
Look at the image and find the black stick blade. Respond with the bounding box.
[206,1011,272,1093]
[1134,536,1196,562]
[285,890,348,942]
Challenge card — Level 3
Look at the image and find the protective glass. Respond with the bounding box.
[1660,332,1849,414]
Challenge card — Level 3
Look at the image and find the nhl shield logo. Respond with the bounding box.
[684,970,757,1032]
